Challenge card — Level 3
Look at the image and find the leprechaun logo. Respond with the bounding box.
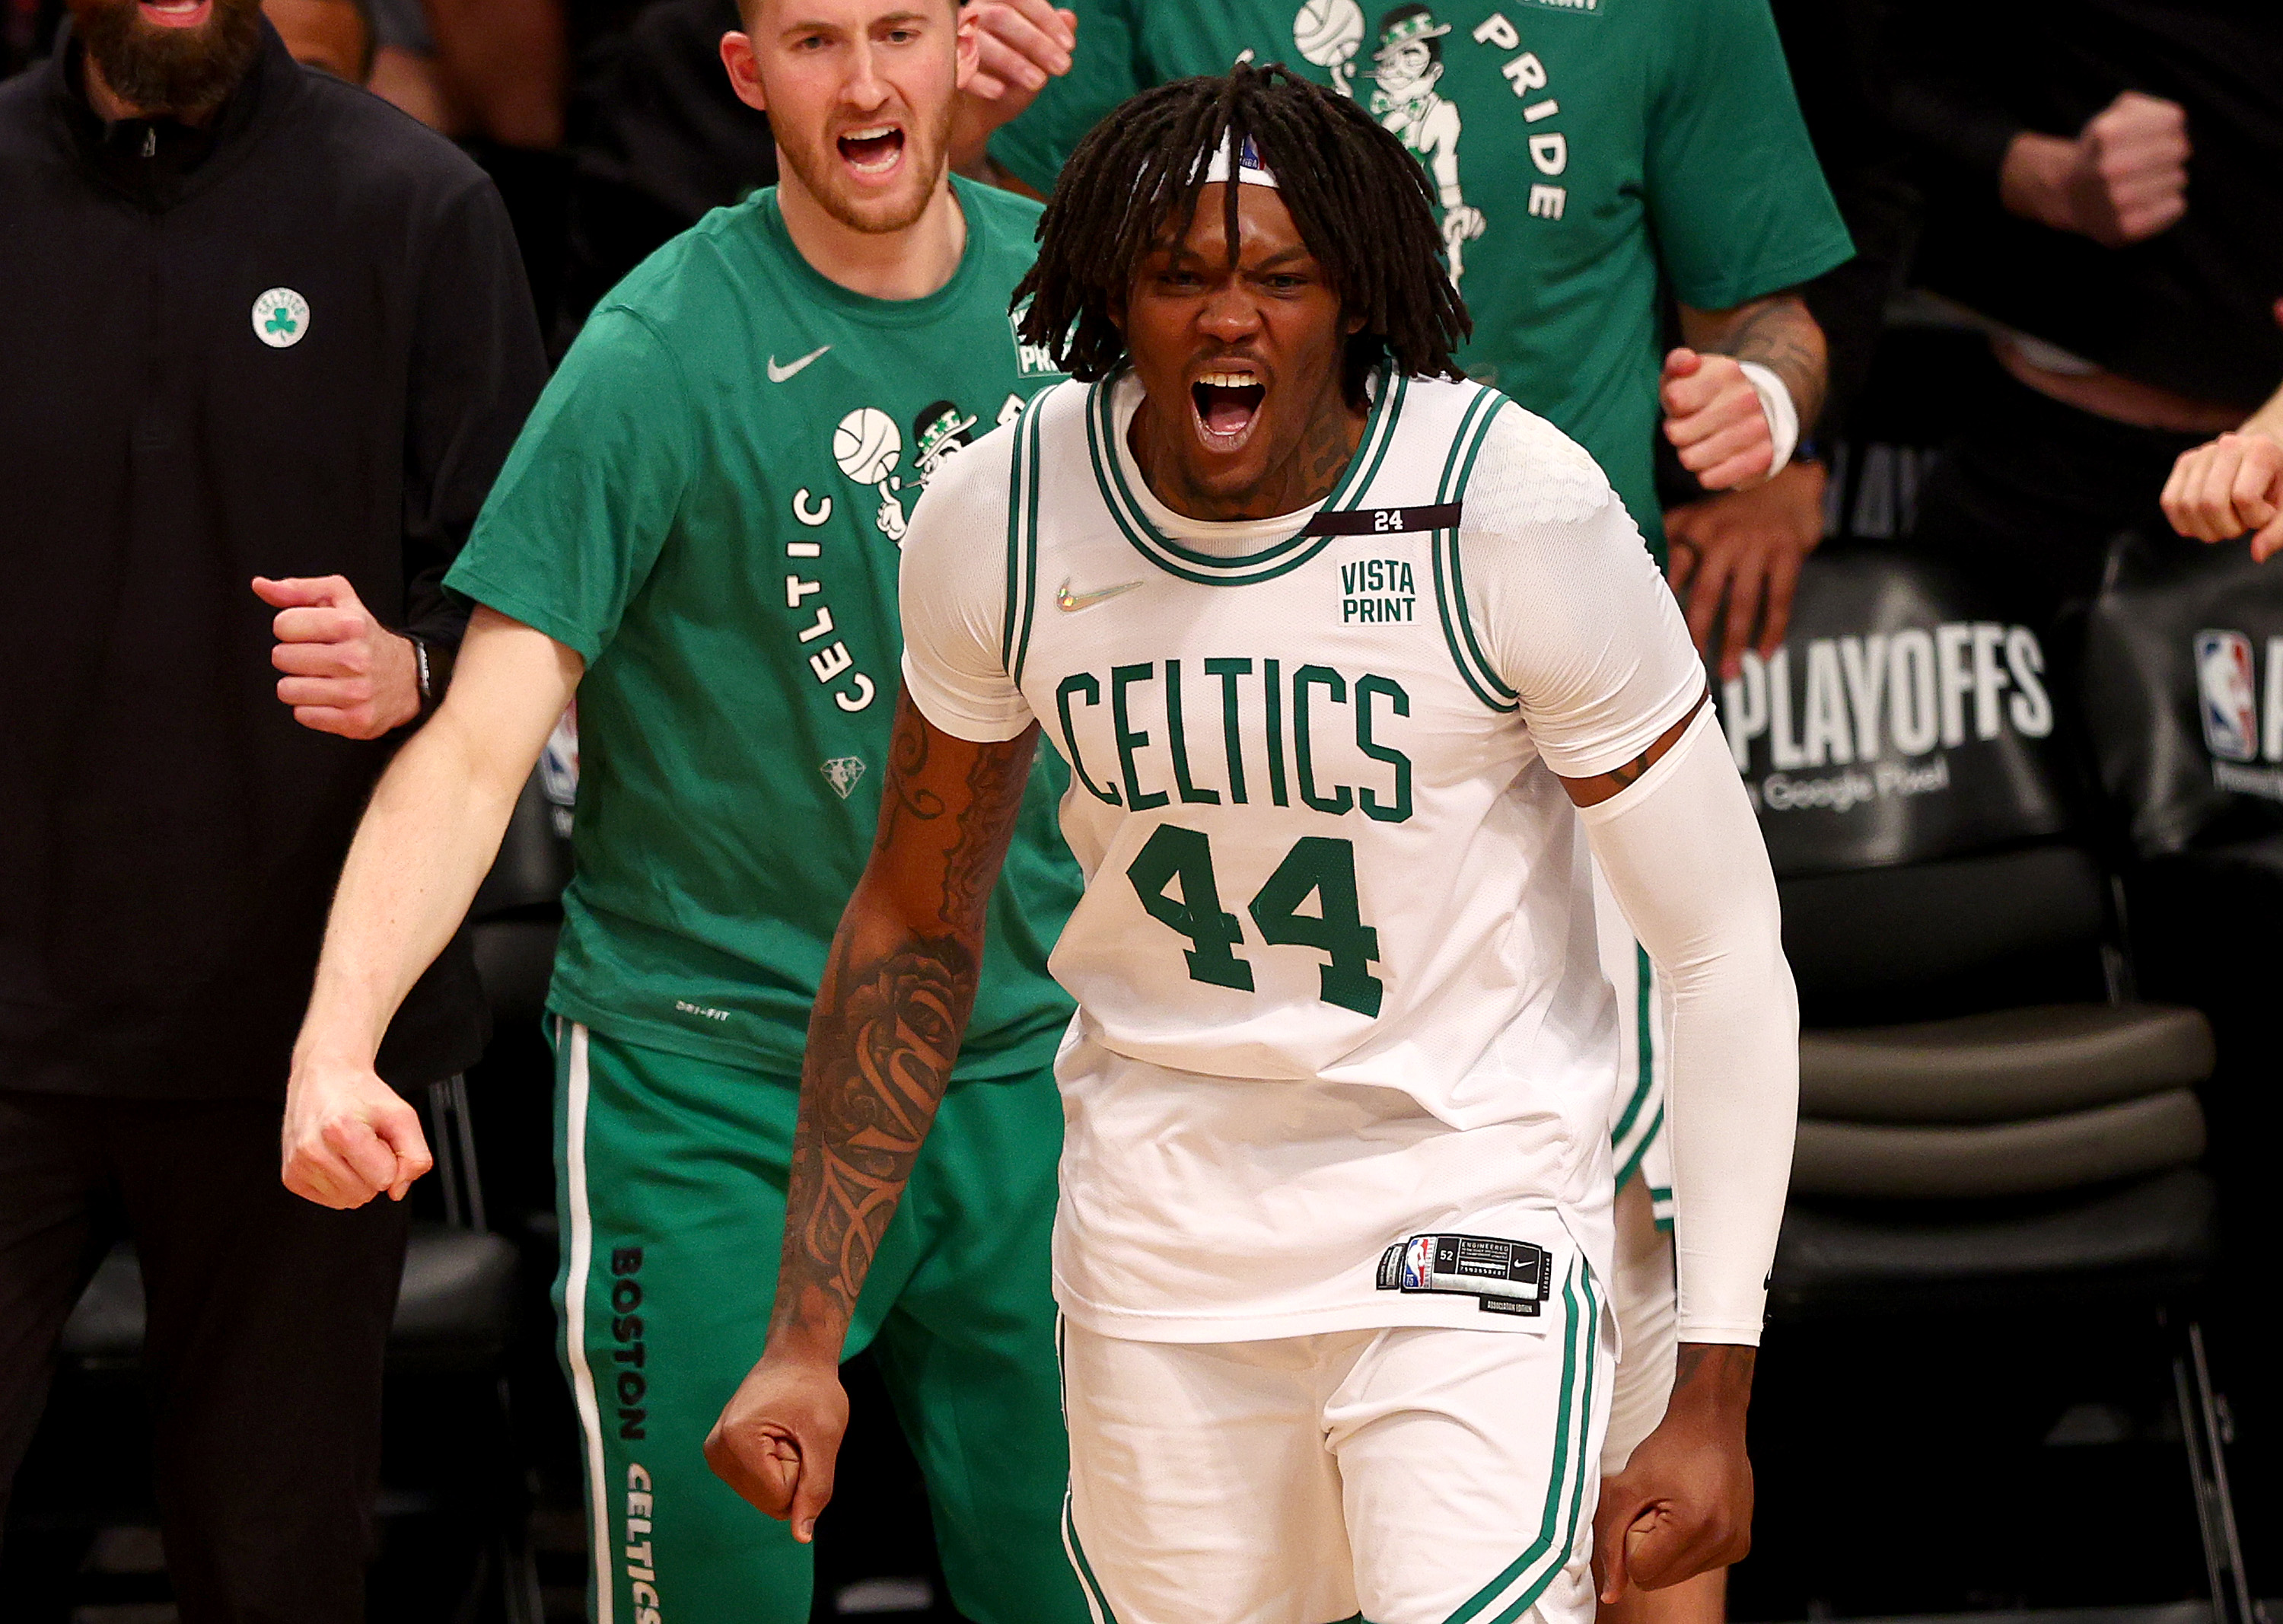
[1369,5,1484,288]
[910,400,978,489]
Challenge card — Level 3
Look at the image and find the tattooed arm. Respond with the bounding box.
[705,689,1040,1537]
[1555,693,1708,808]
[1676,292,1829,454]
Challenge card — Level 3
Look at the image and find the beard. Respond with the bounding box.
[775,95,956,237]
[71,0,266,118]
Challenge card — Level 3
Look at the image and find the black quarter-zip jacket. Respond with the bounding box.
[0,25,546,1097]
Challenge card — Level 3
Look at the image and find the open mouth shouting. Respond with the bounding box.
[138,0,213,25]
[836,123,906,180]
[1190,365,1269,453]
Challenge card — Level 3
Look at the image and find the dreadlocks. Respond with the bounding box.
[1013,63,1473,408]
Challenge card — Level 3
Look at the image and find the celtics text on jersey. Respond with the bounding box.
[900,369,1706,1341]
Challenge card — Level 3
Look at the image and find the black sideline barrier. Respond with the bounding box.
[1751,545,2254,1624]
[2084,532,2283,861]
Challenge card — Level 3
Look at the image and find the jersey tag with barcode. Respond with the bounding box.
[1376,1234,1552,1316]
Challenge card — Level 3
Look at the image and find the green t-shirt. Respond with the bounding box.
[990,0,1853,549]
[447,178,1081,1078]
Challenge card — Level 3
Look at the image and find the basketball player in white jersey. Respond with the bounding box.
[708,66,1800,1624]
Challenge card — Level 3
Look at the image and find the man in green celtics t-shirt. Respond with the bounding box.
[276,4,1088,1622]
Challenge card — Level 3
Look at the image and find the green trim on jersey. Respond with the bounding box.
[1083,371,1407,586]
[1444,1253,1601,1624]
[1005,390,1049,688]
[1429,389,1517,715]
[1616,1106,1664,1193]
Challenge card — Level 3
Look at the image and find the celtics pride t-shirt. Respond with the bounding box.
[447,177,1082,1078]
[990,0,1852,550]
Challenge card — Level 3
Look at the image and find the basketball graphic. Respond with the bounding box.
[1294,0,1364,92]
[833,407,901,486]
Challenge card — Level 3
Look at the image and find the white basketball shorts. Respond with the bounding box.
[1058,1254,1613,1624]
[1600,1172,1679,1477]
[1592,855,1682,1479]
[1592,858,1673,1219]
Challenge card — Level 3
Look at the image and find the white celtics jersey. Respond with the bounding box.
[900,370,1705,1342]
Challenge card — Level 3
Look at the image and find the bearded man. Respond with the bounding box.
[0,0,544,1616]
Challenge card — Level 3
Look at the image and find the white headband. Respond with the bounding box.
[1195,131,1280,190]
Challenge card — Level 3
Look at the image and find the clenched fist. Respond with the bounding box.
[952,0,1076,174]
[705,1355,851,1543]
[282,1055,434,1208]
[2163,430,2283,560]
[1661,349,1777,492]
[253,574,422,740]
[1594,1343,1756,1603]
[2004,91,2190,248]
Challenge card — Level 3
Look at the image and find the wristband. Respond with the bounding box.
[406,633,455,723]
[1736,360,1801,474]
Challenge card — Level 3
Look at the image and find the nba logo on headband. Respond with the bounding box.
[1197,132,1282,189]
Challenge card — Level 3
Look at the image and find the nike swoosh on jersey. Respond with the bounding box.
[766,345,832,382]
[1056,578,1145,613]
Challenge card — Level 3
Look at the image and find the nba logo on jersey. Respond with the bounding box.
[1399,1236,1434,1291]
[2195,629,2258,762]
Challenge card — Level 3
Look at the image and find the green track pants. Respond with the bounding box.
[550,1019,1088,1624]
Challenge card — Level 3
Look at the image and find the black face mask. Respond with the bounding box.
[70,0,265,119]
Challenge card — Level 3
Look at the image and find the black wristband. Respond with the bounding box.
[406,633,455,722]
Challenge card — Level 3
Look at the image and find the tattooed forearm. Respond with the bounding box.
[940,740,1033,928]
[887,712,947,827]
[1673,1341,1758,1403]
[1683,294,1829,435]
[765,696,1040,1359]
[774,931,979,1344]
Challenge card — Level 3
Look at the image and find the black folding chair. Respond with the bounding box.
[1725,544,2253,1622]
[55,1076,538,1623]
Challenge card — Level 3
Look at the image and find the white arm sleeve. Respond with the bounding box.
[897,425,1036,744]
[1458,400,1795,1342]
[1459,402,1706,772]
[1578,707,1800,1345]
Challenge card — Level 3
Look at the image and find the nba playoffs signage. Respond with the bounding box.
[1723,548,2070,877]
[2084,534,2283,856]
